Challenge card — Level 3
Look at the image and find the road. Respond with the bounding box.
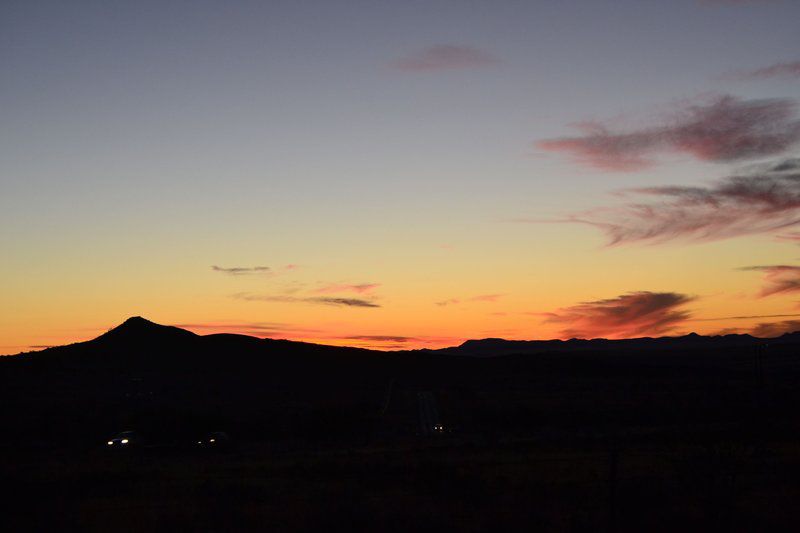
[417,391,443,436]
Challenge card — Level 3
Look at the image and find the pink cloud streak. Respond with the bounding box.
[392,45,498,72]
[723,60,800,81]
[314,283,381,295]
[435,294,503,306]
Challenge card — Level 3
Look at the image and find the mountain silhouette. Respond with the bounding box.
[94,316,198,346]
[444,331,774,357]
[6,316,798,360]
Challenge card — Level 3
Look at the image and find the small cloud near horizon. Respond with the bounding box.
[391,45,499,71]
[750,320,800,337]
[335,333,463,350]
[537,95,800,171]
[691,312,800,322]
[174,322,323,338]
[543,291,696,339]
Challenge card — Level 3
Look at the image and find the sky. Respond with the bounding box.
[2,0,800,353]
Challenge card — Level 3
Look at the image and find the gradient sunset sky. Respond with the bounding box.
[3,0,800,353]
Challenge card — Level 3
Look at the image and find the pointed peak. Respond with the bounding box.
[120,316,156,327]
[111,316,163,333]
[96,316,196,344]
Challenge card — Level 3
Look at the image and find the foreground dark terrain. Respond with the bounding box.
[3,317,800,531]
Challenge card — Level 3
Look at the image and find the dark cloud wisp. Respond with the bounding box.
[339,335,415,343]
[524,159,800,245]
[212,265,271,275]
[740,265,800,297]
[234,293,380,308]
[750,320,800,337]
[310,297,380,308]
[538,95,800,171]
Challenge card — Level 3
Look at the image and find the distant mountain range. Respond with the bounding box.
[6,316,798,359]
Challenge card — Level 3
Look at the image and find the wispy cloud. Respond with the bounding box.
[519,159,800,245]
[391,45,498,71]
[710,320,800,336]
[234,293,380,308]
[471,294,503,302]
[722,60,800,81]
[339,335,415,343]
[435,294,503,306]
[537,95,800,171]
[775,231,800,243]
[314,283,381,295]
[543,291,695,339]
[211,264,301,279]
[173,322,323,337]
[691,312,800,321]
[310,297,380,308]
[740,265,800,297]
[211,265,271,275]
[175,321,287,331]
[335,333,462,350]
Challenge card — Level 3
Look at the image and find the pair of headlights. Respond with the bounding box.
[106,438,129,445]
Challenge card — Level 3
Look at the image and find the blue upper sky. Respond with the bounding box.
[2,0,800,352]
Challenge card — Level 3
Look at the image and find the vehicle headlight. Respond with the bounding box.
[121,439,129,444]
[209,439,216,443]
[107,441,113,445]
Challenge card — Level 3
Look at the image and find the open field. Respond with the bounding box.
[5,435,800,532]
